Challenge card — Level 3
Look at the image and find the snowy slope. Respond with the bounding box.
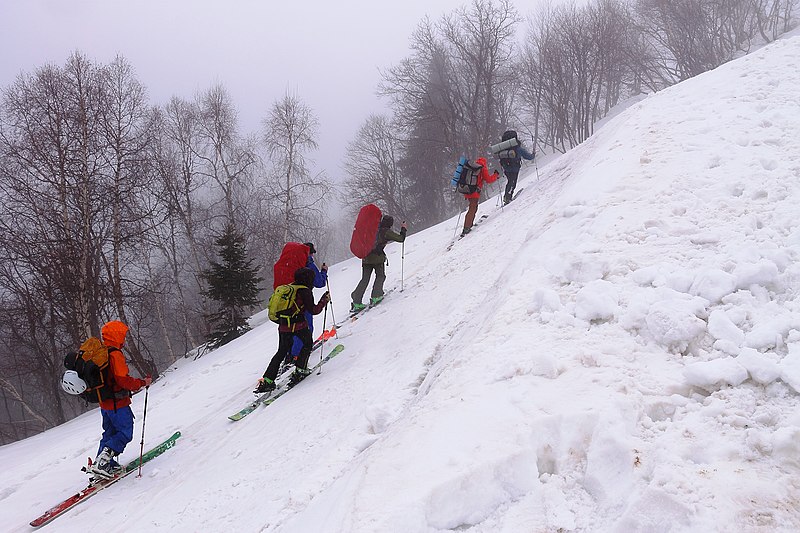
[4,33,800,533]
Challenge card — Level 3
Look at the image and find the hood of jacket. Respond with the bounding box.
[294,267,315,287]
[101,320,128,349]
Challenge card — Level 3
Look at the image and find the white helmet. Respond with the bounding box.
[61,370,87,395]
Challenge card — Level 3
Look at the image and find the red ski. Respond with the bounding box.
[30,431,181,528]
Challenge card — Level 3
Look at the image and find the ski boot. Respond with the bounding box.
[254,377,276,394]
[369,295,384,307]
[503,193,512,205]
[288,367,312,388]
[350,302,366,312]
[90,447,124,480]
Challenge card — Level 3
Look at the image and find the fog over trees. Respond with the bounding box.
[1,0,797,442]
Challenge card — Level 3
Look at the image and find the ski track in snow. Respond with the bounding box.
[5,31,800,533]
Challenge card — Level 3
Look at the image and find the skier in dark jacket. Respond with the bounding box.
[350,215,407,311]
[256,267,330,392]
[498,130,534,204]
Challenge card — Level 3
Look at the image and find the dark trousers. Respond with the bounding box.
[504,170,519,198]
[264,328,313,381]
[351,263,386,304]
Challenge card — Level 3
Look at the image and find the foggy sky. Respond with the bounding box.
[0,0,470,181]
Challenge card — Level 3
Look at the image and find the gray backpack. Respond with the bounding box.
[455,161,481,195]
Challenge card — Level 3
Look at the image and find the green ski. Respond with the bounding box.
[228,344,345,421]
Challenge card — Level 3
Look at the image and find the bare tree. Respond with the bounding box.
[195,85,257,227]
[0,52,109,434]
[99,55,159,377]
[520,0,643,151]
[752,0,799,41]
[380,0,519,226]
[262,92,330,244]
[438,0,519,153]
[149,97,214,351]
[342,115,409,219]
[0,53,162,441]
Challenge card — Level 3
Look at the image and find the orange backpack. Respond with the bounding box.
[63,337,116,403]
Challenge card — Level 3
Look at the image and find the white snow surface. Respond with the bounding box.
[4,34,800,533]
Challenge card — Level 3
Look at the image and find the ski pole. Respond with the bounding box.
[137,384,149,477]
[401,240,405,292]
[497,180,504,210]
[453,203,464,239]
[318,303,328,375]
[325,278,338,338]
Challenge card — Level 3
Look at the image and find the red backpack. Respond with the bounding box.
[273,242,310,289]
[349,204,383,259]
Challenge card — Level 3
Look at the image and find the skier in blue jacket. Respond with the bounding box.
[287,242,327,363]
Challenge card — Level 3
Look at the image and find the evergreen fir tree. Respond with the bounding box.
[202,224,264,348]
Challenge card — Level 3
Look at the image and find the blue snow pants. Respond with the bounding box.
[98,405,135,455]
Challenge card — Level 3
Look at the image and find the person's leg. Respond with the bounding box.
[289,311,313,362]
[263,332,294,382]
[351,264,373,305]
[370,262,387,299]
[103,406,135,455]
[98,409,115,456]
[504,171,518,202]
[292,329,315,371]
[463,198,479,231]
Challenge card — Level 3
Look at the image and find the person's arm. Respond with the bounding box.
[307,257,328,288]
[384,227,407,243]
[109,350,146,392]
[519,146,534,160]
[480,164,499,185]
[311,291,330,315]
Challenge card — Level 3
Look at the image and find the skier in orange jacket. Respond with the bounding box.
[90,320,151,478]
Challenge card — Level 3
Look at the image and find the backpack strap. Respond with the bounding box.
[276,284,307,325]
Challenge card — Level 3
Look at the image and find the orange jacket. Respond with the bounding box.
[99,321,145,410]
[464,157,499,199]
[99,350,145,410]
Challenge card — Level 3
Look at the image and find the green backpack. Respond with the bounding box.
[268,284,305,324]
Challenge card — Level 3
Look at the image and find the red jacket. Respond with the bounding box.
[464,157,499,199]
